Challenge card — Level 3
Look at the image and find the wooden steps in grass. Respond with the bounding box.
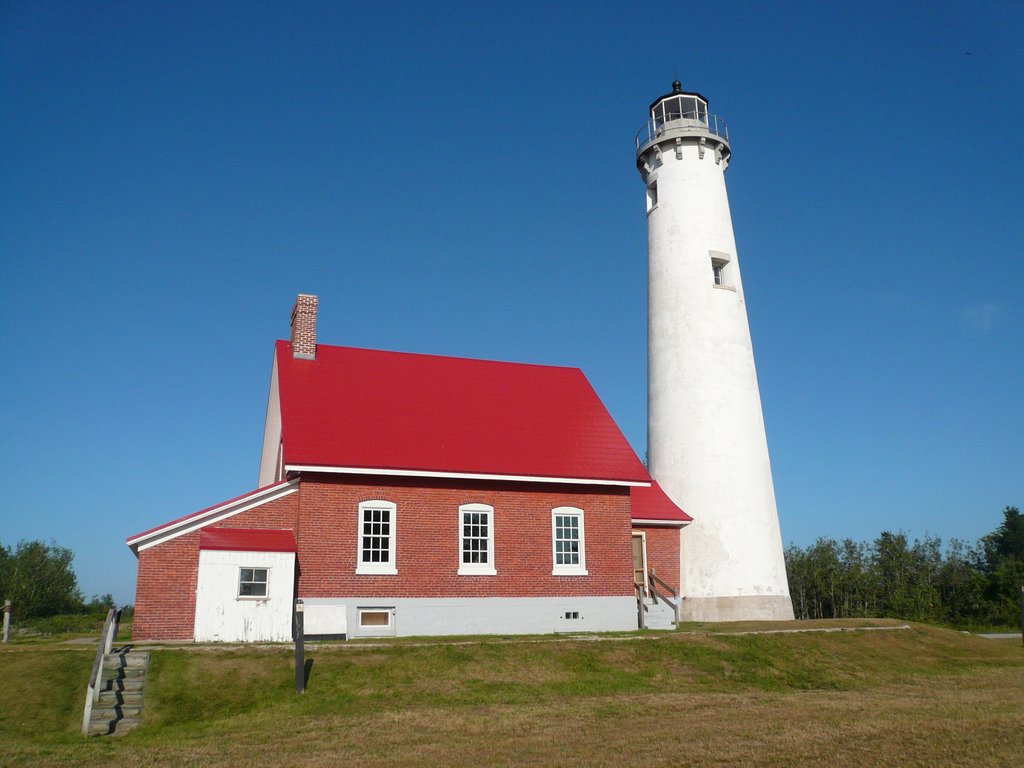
[87,647,149,736]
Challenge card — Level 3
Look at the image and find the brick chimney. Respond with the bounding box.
[290,294,318,359]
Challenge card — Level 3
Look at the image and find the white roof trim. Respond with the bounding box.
[630,518,691,527]
[127,480,300,554]
[285,464,650,487]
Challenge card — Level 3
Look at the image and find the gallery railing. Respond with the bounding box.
[635,112,730,150]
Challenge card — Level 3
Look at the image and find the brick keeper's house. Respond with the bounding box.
[127,295,689,641]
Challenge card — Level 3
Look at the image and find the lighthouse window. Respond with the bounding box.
[646,182,658,213]
[654,95,709,125]
[710,252,732,288]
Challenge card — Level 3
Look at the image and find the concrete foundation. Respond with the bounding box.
[301,595,637,638]
[679,594,795,623]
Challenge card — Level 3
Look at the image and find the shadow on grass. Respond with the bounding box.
[303,658,314,690]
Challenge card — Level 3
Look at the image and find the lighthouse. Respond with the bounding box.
[637,82,794,621]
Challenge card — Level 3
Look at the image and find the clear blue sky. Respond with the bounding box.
[2,1,1021,606]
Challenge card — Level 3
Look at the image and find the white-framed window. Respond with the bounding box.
[458,503,496,576]
[552,507,588,576]
[358,607,393,629]
[238,567,269,598]
[356,500,398,575]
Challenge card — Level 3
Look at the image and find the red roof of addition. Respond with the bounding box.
[275,341,648,484]
[630,481,692,524]
[125,479,299,551]
[199,528,297,553]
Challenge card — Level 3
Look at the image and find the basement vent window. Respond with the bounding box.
[238,568,268,598]
[358,609,392,629]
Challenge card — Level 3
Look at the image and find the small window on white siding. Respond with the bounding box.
[552,507,588,576]
[358,608,393,628]
[238,567,268,598]
[356,501,398,575]
[458,503,496,576]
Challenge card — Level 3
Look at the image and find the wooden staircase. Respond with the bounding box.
[82,608,149,736]
[87,647,149,735]
[641,597,678,630]
[636,568,681,630]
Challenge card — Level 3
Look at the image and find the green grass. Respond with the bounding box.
[1,622,1022,767]
[4,613,134,639]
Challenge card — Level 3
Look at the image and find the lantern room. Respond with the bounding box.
[635,80,730,164]
[649,80,708,127]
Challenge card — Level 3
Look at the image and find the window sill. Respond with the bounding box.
[458,566,498,576]
[356,566,398,576]
[713,283,737,292]
[552,567,589,577]
[236,596,270,601]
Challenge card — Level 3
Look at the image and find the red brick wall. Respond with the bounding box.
[294,475,635,599]
[133,531,199,640]
[131,493,300,640]
[132,477,634,639]
[635,525,680,594]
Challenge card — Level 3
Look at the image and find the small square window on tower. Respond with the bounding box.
[709,251,733,289]
[712,260,725,285]
[646,181,658,213]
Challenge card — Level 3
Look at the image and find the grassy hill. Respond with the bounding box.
[1,620,1022,767]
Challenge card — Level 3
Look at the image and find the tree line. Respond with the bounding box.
[786,506,1024,628]
[0,540,114,620]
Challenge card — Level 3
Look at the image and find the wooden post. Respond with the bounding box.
[635,584,645,630]
[294,599,305,694]
[2,600,10,643]
[103,609,121,655]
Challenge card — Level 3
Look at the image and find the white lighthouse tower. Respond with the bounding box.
[637,82,794,621]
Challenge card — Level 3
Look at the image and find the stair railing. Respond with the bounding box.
[634,582,648,629]
[81,608,120,736]
[648,568,681,626]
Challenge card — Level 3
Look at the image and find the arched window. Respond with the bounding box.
[458,503,496,576]
[356,500,397,575]
[551,507,588,576]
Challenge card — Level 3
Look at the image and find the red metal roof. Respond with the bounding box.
[199,528,297,553]
[275,341,648,484]
[630,481,692,523]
